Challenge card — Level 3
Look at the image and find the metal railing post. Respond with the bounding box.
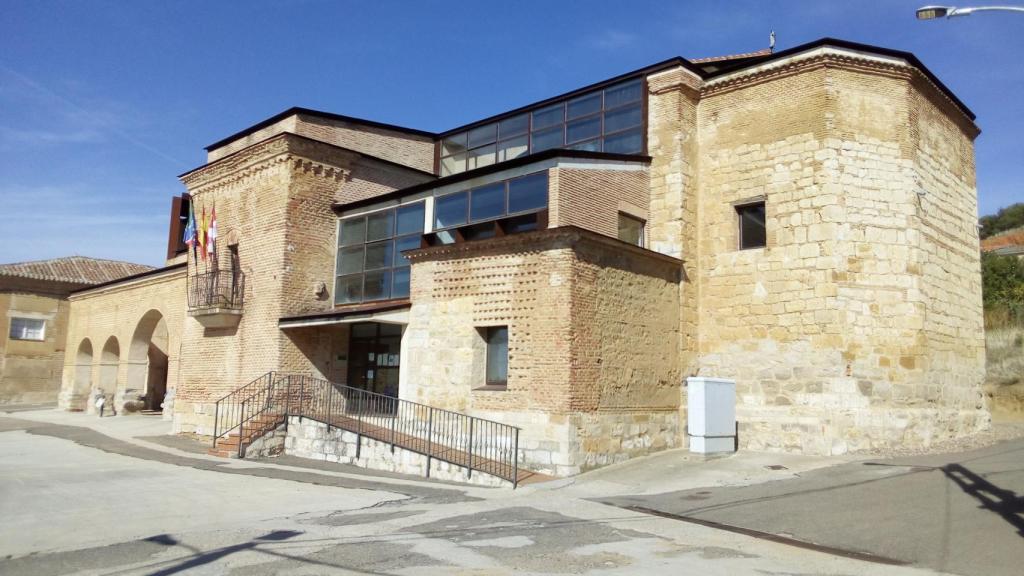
[467,418,474,479]
[390,397,397,454]
[238,398,246,459]
[213,400,220,447]
[426,407,434,479]
[356,391,363,460]
[298,375,305,421]
[513,428,520,489]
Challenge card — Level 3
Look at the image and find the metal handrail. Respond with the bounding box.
[210,371,522,486]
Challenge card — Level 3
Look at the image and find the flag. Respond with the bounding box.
[207,204,218,258]
[198,206,208,261]
[183,201,197,255]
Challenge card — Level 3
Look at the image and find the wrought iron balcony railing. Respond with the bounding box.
[188,270,245,310]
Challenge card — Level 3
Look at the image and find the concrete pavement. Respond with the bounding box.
[0,408,992,575]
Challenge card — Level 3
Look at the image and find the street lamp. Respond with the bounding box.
[916,5,1024,19]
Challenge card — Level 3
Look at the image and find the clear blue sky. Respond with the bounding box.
[1,1,1020,266]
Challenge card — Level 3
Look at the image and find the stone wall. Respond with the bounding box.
[58,268,185,416]
[0,285,69,404]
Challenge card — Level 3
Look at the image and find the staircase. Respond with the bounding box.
[209,372,535,487]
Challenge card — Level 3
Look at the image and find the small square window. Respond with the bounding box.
[618,213,644,247]
[737,202,766,249]
[484,326,508,387]
[9,317,45,341]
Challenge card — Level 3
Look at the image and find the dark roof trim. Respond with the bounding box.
[180,131,438,180]
[204,107,437,152]
[705,37,976,121]
[69,262,187,295]
[333,149,652,213]
[279,300,411,326]
[438,57,706,137]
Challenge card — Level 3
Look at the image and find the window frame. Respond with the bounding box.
[335,201,425,306]
[436,77,647,176]
[617,212,646,247]
[481,325,509,389]
[9,317,46,342]
[432,172,549,233]
[736,200,767,250]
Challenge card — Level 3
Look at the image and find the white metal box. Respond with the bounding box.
[686,376,736,454]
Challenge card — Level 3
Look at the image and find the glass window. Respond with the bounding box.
[618,213,645,246]
[569,139,601,152]
[567,92,601,119]
[392,267,410,299]
[9,317,45,341]
[603,128,643,154]
[467,124,497,148]
[335,274,363,304]
[484,326,509,386]
[470,183,506,222]
[366,211,394,242]
[340,218,366,246]
[364,270,391,301]
[364,241,394,270]
[497,135,528,162]
[467,144,496,170]
[440,153,467,177]
[737,202,767,249]
[463,222,497,241]
[604,104,642,134]
[503,213,540,233]
[441,133,468,156]
[604,79,642,109]
[396,202,425,236]
[435,191,468,229]
[567,116,601,144]
[337,246,365,275]
[499,114,528,138]
[531,126,563,152]
[531,103,564,130]
[508,173,547,213]
[394,235,421,267]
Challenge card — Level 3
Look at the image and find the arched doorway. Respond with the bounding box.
[127,310,169,413]
[97,337,120,413]
[73,339,93,410]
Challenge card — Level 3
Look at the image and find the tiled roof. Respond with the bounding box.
[981,226,1024,253]
[690,48,774,64]
[0,256,155,285]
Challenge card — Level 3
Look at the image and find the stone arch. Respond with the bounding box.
[98,336,120,402]
[125,310,169,413]
[73,339,93,410]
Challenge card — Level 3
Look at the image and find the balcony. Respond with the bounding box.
[187,270,245,329]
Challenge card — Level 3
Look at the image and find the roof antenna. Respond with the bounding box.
[769,30,776,53]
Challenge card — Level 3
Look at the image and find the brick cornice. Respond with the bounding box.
[701,51,979,137]
[180,133,353,196]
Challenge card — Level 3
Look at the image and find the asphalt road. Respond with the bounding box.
[601,437,1024,576]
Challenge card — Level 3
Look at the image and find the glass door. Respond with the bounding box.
[347,322,402,398]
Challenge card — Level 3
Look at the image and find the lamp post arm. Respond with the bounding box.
[949,5,1024,16]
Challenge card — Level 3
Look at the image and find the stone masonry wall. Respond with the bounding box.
[0,288,69,404]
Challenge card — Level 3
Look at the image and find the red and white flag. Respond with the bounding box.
[207,205,218,257]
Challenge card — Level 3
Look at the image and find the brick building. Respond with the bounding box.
[1,257,153,405]
[59,38,988,480]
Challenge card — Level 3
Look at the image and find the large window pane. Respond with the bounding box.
[485,326,508,385]
[467,144,496,171]
[335,274,363,304]
[339,217,366,246]
[364,240,394,270]
[434,191,468,229]
[569,139,601,152]
[440,153,466,177]
[470,183,506,221]
[467,124,497,148]
[508,173,547,213]
[567,92,601,119]
[366,210,394,242]
[532,103,563,130]
[396,202,425,236]
[604,104,642,134]
[603,128,643,154]
[531,126,563,152]
[394,235,420,267]
[364,270,392,301]
[567,116,601,144]
[499,114,528,138]
[605,79,642,109]
[441,133,467,156]
[392,267,410,299]
[497,136,528,162]
[337,246,365,275]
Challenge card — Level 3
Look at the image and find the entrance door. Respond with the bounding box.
[347,322,402,398]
